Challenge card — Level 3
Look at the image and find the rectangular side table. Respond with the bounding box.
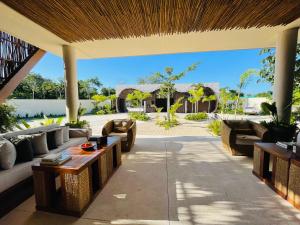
[32,136,121,216]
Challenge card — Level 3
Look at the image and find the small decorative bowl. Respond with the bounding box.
[81,143,96,151]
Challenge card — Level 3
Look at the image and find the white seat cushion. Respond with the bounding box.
[109,132,127,141]
[0,158,40,193]
[0,137,87,192]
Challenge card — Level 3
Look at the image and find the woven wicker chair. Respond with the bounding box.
[102,119,136,152]
[221,120,270,157]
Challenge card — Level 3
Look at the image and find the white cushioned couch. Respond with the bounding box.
[0,124,89,216]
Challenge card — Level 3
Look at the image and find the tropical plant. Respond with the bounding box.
[138,72,164,84]
[208,120,221,136]
[91,94,107,111]
[255,91,272,100]
[261,102,278,124]
[18,119,31,130]
[10,73,106,100]
[159,97,183,129]
[155,63,199,122]
[65,120,89,128]
[185,112,208,121]
[77,104,87,122]
[22,73,42,99]
[129,112,150,121]
[158,119,179,130]
[40,115,64,126]
[65,104,89,128]
[169,97,184,121]
[126,90,151,109]
[101,87,116,96]
[260,101,297,141]
[188,85,204,113]
[108,94,117,110]
[234,69,258,116]
[78,77,102,99]
[0,104,17,133]
[152,105,163,124]
[41,80,56,99]
[258,45,300,89]
[103,104,115,114]
[56,78,65,99]
[202,94,217,112]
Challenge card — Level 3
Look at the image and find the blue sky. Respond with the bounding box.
[32,49,272,95]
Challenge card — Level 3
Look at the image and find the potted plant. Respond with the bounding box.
[65,104,90,129]
[260,102,297,142]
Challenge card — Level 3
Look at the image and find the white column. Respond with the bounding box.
[62,45,79,122]
[144,100,147,112]
[274,28,298,123]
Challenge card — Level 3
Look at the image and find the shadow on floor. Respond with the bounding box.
[2,136,300,225]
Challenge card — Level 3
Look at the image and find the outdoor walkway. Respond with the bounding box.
[1,135,300,225]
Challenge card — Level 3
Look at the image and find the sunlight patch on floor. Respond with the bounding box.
[177,202,243,225]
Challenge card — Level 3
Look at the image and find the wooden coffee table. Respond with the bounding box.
[32,136,121,217]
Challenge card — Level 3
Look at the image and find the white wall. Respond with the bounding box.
[243,97,270,111]
[6,99,110,117]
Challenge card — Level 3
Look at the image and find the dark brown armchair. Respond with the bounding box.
[221,120,270,157]
[102,119,136,152]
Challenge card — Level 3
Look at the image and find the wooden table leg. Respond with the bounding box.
[116,142,122,167]
[253,145,262,177]
[106,148,113,177]
[273,157,289,198]
[100,153,108,186]
[60,168,91,215]
[33,170,56,209]
[288,162,300,208]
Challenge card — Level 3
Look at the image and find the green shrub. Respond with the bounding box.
[158,119,179,129]
[0,104,17,133]
[40,116,64,126]
[208,120,221,136]
[185,112,208,121]
[129,112,150,121]
[65,120,89,128]
[96,110,106,115]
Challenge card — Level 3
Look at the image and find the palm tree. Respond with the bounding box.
[188,85,204,113]
[24,73,40,99]
[234,69,258,116]
[202,95,217,112]
[56,78,65,99]
[126,90,151,112]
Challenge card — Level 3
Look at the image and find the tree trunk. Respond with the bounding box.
[208,101,211,113]
[234,93,240,118]
[141,100,144,113]
[32,91,35,99]
[167,90,170,121]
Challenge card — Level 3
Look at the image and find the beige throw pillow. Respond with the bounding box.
[0,139,17,169]
[31,132,49,155]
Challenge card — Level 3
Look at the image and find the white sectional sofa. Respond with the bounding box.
[0,124,89,217]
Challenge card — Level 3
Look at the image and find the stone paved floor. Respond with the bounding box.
[5,114,294,225]
[1,132,300,225]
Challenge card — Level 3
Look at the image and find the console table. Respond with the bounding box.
[32,136,121,217]
[253,143,292,198]
[287,158,300,209]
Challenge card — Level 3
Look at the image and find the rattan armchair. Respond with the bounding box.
[102,119,136,152]
[221,120,270,156]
